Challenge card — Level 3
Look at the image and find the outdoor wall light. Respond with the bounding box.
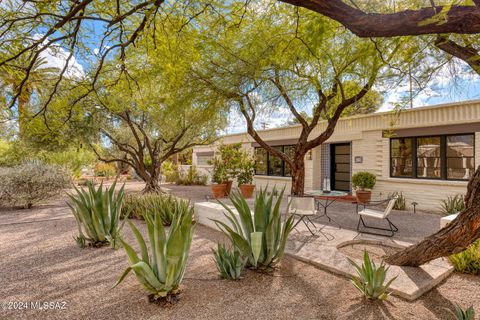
[307,150,312,160]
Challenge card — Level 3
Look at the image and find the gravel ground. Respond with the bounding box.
[1,185,479,320]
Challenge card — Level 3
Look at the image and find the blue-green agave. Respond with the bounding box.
[68,181,125,248]
[214,187,294,270]
[212,243,245,280]
[348,250,397,300]
[114,199,195,300]
[451,304,475,320]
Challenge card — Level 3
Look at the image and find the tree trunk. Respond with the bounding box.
[17,94,28,138]
[143,174,162,193]
[290,156,306,196]
[385,165,480,266]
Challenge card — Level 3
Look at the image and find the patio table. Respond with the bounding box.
[304,190,348,228]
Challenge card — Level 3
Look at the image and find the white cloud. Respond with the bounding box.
[33,34,85,79]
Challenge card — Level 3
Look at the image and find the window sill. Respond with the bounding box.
[378,177,468,186]
[254,175,292,181]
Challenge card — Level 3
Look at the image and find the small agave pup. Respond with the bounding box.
[68,181,125,248]
[214,187,294,271]
[348,250,397,300]
[114,199,195,302]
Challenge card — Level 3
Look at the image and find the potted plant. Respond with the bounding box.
[352,171,376,204]
[210,158,227,199]
[217,143,243,196]
[237,154,256,198]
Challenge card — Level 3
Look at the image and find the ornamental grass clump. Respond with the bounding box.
[68,181,125,248]
[212,244,245,280]
[348,250,397,300]
[114,200,195,302]
[214,187,294,271]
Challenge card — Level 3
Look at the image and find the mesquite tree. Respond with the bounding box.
[279,0,480,266]
[195,7,401,195]
[88,25,226,193]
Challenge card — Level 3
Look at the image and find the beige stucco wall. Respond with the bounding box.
[192,100,480,212]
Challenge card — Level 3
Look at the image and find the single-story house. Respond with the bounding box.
[192,100,480,212]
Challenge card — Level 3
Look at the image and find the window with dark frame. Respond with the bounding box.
[254,145,294,177]
[390,134,474,181]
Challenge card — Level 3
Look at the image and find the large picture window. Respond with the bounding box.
[390,134,474,181]
[255,145,294,177]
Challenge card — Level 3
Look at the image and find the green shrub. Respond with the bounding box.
[451,305,475,320]
[176,166,207,185]
[214,188,294,270]
[441,194,465,215]
[0,161,71,209]
[389,192,407,210]
[121,193,188,226]
[162,161,178,183]
[37,147,96,179]
[352,172,376,191]
[68,181,125,248]
[94,162,116,178]
[212,244,245,280]
[114,202,195,301]
[348,250,397,300]
[449,240,480,275]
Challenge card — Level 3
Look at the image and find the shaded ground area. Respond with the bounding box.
[1,192,479,320]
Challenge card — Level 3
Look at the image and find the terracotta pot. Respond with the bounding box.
[239,184,255,198]
[211,184,227,199]
[356,190,372,204]
[222,180,233,196]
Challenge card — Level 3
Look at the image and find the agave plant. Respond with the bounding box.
[348,250,397,300]
[68,181,125,248]
[214,187,294,270]
[451,305,475,320]
[212,243,245,280]
[114,199,195,300]
[122,193,186,225]
[441,194,465,215]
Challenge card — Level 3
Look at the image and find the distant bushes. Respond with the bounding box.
[94,162,116,178]
[175,166,208,185]
[161,162,208,185]
[0,161,71,209]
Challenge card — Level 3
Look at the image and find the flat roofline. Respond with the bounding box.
[221,99,480,138]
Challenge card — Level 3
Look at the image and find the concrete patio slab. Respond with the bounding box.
[194,201,454,301]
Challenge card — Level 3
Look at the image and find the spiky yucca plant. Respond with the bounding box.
[68,181,125,248]
[114,199,195,301]
[214,188,294,270]
[348,250,397,300]
[212,243,245,280]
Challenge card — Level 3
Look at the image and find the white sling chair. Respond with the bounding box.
[356,196,399,237]
[287,196,319,236]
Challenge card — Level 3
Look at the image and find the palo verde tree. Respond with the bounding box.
[88,23,226,193]
[195,4,402,195]
[279,0,480,266]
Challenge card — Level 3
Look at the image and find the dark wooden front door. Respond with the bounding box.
[331,143,351,191]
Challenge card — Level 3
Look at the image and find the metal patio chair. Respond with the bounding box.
[287,196,320,236]
[356,196,399,237]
